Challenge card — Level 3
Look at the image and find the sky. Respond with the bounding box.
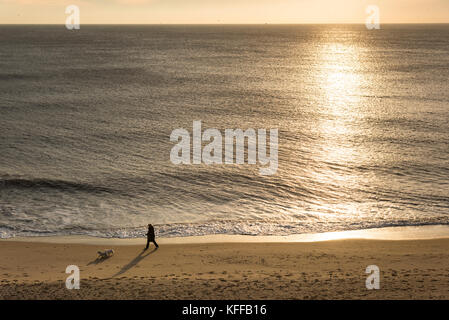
[1,0,448,24]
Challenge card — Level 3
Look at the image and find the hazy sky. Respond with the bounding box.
[1,0,448,24]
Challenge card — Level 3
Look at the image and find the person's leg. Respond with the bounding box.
[152,239,159,248]
[145,237,150,250]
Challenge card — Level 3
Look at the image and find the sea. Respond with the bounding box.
[1,24,448,238]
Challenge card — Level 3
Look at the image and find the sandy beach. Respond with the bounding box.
[1,228,448,300]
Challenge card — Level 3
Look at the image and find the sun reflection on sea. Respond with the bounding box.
[306,38,370,217]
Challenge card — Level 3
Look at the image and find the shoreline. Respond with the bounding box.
[2,224,449,245]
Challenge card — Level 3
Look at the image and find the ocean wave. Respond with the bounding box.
[1,219,448,240]
[0,177,118,195]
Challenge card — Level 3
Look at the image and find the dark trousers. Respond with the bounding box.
[145,237,159,249]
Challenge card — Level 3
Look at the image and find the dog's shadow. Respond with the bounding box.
[87,255,113,266]
[112,248,157,277]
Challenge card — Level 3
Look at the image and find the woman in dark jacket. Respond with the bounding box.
[145,224,159,250]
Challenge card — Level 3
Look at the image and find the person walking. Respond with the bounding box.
[145,224,159,250]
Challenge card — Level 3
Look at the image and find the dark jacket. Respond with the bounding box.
[146,225,155,239]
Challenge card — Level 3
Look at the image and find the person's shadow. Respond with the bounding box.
[112,248,158,277]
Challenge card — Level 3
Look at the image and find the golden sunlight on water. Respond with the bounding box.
[317,42,363,161]
[307,36,370,217]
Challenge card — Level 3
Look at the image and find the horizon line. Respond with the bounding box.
[1,22,449,25]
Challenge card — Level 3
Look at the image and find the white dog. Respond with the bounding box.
[97,249,114,259]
